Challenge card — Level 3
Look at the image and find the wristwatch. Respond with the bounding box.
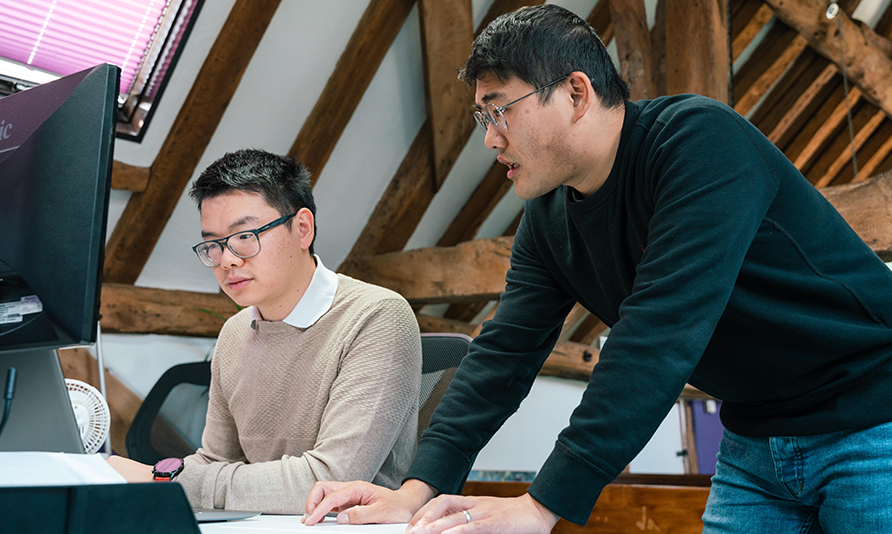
[153,457,184,482]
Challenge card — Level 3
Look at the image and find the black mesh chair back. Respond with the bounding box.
[418,333,472,442]
[125,361,211,464]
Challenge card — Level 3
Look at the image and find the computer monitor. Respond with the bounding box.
[0,64,119,453]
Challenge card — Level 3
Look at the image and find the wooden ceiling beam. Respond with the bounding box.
[818,170,892,256]
[749,47,819,133]
[558,303,590,342]
[438,161,513,247]
[588,0,614,43]
[664,0,729,102]
[343,235,514,304]
[790,84,863,172]
[765,60,837,147]
[570,314,608,345]
[111,161,150,192]
[733,23,808,116]
[417,313,600,382]
[419,0,475,190]
[287,0,416,184]
[850,120,892,181]
[732,0,774,60]
[103,0,281,284]
[100,283,237,337]
[609,0,655,100]
[763,0,892,119]
[813,105,885,187]
[338,0,538,270]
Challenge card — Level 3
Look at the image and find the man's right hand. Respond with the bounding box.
[303,479,436,526]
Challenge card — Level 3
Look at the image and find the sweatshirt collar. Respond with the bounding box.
[250,255,339,329]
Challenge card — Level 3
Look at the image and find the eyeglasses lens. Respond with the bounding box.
[196,232,260,267]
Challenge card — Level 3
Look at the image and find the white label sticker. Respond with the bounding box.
[0,295,43,321]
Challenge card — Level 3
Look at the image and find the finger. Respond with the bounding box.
[408,496,474,534]
[305,481,346,516]
[304,485,366,525]
[336,502,387,525]
[411,511,474,534]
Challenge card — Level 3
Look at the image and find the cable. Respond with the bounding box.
[827,1,860,179]
[0,367,16,438]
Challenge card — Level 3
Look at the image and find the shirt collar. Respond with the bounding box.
[249,255,339,329]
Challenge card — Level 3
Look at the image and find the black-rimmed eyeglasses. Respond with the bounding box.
[473,76,568,135]
[192,212,297,267]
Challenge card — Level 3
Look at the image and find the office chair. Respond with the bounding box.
[418,333,472,441]
[125,361,211,464]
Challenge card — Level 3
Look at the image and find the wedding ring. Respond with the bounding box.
[463,510,472,523]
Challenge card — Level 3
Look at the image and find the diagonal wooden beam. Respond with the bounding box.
[111,161,150,192]
[764,59,838,148]
[570,313,608,345]
[749,47,822,136]
[608,0,655,100]
[763,0,892,119]
[733,23,808,116]
[103,0,282,284]
[288,0,416,184]
[558,302,590,342]
[790,84,863,172]
[338,0,538,270]
[438,161,513,247]
[851,120,892,181]
[732,0,774,60]
[419,0,475,190]
[587,0,614,43]
[815,104,886,187]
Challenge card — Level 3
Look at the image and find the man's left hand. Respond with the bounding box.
[406,493,559,534]
[106,455,154,482]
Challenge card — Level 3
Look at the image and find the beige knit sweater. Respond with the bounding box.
[177,275,421,513]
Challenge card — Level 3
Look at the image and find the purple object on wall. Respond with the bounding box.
[690,399,723,475]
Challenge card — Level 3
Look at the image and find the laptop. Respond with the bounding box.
[193,508,261,523]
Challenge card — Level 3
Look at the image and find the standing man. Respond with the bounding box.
[303,5,892,533]
[108,149,422,514]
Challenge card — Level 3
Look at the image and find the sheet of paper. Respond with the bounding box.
[199,515,409,534]
[0,451,126,486]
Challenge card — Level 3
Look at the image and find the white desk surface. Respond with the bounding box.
[199,516,408,534]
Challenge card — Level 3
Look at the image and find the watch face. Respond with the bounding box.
[155,457,183,474]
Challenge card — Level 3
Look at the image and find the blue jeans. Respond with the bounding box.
[702,422,892,533]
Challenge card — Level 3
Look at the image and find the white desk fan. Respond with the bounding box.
[65,379,111,454]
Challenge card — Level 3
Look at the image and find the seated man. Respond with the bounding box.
[108,149,422,514]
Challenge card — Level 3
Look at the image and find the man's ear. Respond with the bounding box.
[294,207,315,251]
[567,71,594,122]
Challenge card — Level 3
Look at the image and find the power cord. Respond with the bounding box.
[0,367,16,439]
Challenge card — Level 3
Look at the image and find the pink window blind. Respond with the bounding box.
[0,0,168,94]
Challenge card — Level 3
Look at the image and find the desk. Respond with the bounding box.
[199,516,408,534]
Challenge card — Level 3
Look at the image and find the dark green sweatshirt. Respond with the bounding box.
[406,95,892,524]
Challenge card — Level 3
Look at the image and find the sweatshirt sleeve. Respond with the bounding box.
[177,297,422,514]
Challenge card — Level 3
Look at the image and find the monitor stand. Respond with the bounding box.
[0,348,84,453]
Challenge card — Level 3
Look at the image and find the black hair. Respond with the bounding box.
[459,4,630,108]
[189,149,317,254]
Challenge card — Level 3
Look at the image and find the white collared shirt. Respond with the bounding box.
[250,255,339,328]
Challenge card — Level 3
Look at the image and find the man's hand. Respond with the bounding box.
[303,479,435,526]
[106,455,154,482]
[406,493,559,534]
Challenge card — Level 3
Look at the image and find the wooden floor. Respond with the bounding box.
[463,477,710,534]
